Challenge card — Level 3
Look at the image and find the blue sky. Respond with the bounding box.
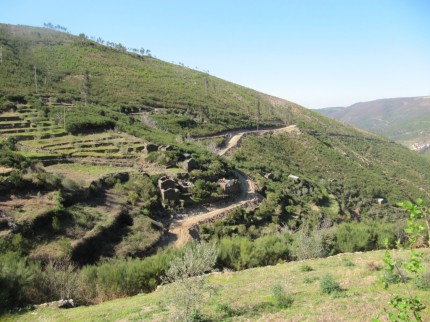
[1,0,429,108]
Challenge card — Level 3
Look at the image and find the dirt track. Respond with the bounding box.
[218,125,298,156]
[168,125,297,247]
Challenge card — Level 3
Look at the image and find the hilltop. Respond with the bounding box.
[1,23,430,317]
[317,96,430,156]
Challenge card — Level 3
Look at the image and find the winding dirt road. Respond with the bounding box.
[168,125,297,247]
[218,125,298,156]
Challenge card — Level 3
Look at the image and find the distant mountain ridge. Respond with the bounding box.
[317,96,430,152]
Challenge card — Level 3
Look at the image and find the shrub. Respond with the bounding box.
[303,276,319,284]
[164,242,217,321]
[36,259,79,302]
[299,264,313,272]
[271,283,293,308]
[0,252,36,310]
[216,303,240,318]
[412,271,430,290]
[366,261,382,271]
[343,259,355,267]
[65,107,115,134]
[319,274,342,294]
[292,229,325,260]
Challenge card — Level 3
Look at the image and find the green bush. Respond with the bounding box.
[76,248,176,303]
[303,276,319,284]
[216,303,241,318]
[299,264,313,272]
[216,233,291,270]
[0,149,28,169]
[343,258,355,267]
[0,252,36,310]
[292,229,326,260]
[319,274,342,294]
[271,283,293,308]
[65,107,115,134]
[413,271,430,290]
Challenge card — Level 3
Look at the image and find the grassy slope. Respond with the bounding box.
[4,249,430,321]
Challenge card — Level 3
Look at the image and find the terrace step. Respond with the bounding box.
[0,116,23,122]
[0,121,30,129]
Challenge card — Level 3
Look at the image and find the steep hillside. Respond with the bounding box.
[318,96,430,151]
[0,23,289,136]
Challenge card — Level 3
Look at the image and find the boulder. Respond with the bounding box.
[57,299,74,309]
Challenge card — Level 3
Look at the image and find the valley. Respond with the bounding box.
[1,23,430,320]
[317,96,430,157]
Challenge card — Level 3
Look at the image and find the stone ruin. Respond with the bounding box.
[181,158,197,172]
[218,178,240,194]
[158,176,180,203]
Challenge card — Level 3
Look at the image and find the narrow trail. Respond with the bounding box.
[167,125,297,247]
[218,125,298,156]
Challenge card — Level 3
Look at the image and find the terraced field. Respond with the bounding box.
[0,106,66,141]
[18,132,147,166]
[0,104,152,168]
[0,105,167,262]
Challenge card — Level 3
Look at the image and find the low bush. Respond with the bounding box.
[413,271,430,290]
[216,303,241,318]
[366,261,382,271]
[0,252,36,310]
[319,274,342,294]
[271,283,293,308]
[303,276,319,284]
[299,264,313,272]
[343,259,355,267]
[292,229,326,260]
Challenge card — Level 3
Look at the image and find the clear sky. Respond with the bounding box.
[1,0,430,108]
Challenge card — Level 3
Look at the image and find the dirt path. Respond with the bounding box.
[168,125,297,247]
[218,125,298,156]
[169,170,260,247]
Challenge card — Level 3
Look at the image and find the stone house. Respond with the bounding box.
[161,188,180,202]
[158,176,176,190]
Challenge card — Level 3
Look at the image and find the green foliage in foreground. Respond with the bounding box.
[375,199,429,321]
[3,249,430,321]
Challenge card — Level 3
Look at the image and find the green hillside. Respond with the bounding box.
[0,23,289,137]
[1,23,430,318]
